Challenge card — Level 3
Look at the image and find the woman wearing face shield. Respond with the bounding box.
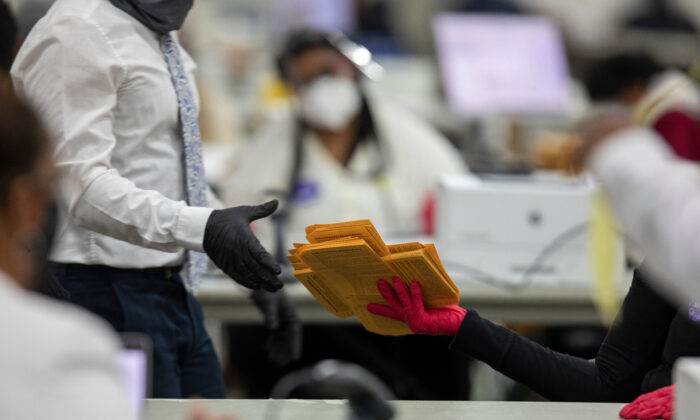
[225,29,468,262]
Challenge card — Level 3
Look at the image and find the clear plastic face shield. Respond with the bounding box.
[326,32,384,82]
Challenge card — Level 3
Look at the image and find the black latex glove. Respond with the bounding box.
[203,200,282,292]
[250,288,302,366]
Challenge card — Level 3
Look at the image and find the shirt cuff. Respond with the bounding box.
[174,206,215,252]
[589,127,675,186]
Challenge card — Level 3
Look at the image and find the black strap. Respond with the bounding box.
[271,98,390,263]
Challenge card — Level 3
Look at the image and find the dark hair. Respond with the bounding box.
[0,86,49,206]
[276,28,336,81]
[0,1,18,72]
[584,52,664,102]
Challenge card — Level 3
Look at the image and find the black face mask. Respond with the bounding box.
[109,0,193,34]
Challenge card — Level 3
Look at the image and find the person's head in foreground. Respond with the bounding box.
[0,85,53,288]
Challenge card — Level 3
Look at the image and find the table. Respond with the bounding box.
[144,399,625,420]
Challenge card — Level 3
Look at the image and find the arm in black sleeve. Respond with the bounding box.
[450,271,676,402]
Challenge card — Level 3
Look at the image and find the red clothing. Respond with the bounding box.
[652,111,700,161]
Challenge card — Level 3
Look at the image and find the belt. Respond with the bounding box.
[51,263,184,281]
[142,265,184,280]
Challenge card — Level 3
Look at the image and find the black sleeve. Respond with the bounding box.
[449,271,676,402]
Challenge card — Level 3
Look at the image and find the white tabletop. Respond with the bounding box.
[144,399,625,420]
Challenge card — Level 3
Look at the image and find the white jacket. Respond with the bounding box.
[225,95,467,251]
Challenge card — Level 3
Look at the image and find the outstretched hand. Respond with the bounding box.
[367,277,466,336]
[203,200,282,292]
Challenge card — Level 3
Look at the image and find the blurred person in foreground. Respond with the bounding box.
[573,99,700,419]
[0,84,132,420]
[225,29,467,259]
[585,52,700,161]
[11,0,300,398]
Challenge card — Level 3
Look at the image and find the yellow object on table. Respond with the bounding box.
[288,220,460,336]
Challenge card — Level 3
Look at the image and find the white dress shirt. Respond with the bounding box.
[11,0,215,269]
[225,95,467,251]
[0,270,132,420]
[591,127,700,303]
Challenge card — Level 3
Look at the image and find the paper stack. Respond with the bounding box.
[287,220,460,336]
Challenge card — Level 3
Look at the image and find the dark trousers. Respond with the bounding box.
[50,263,226,399]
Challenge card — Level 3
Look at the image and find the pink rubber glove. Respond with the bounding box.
[619,385,674,420]
[366,277,467,336]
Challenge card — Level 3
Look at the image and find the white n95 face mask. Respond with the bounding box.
[298,76,362,132]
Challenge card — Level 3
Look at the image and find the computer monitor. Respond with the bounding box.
[435,175,625,289]
[433,13,571,116]
[271,0,356,34]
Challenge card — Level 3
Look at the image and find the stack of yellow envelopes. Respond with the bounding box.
[288,220,460,336]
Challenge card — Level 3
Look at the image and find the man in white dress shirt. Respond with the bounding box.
[11,0,299,398]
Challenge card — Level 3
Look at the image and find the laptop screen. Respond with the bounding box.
[433,13,571,116]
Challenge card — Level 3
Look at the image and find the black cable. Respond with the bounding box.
[443,222,590,291]
[265,360,396,420]
[265,370,310,420]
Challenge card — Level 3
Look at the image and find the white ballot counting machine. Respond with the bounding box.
[435,174,626,290]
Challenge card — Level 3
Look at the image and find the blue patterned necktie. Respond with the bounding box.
[160,33,208,292]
